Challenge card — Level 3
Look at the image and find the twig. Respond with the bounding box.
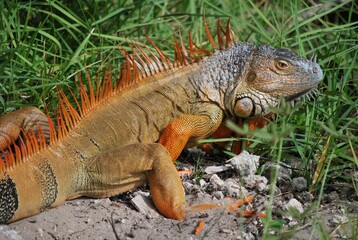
[108,212,120,240]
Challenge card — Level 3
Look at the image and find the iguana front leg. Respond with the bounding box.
[158,105,224,161]
[84,143,187,220]
[0,107,50,151]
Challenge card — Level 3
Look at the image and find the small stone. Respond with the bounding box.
[292,177,307,192]
[199,179,206,188]
[230,151,259,176]
[325,191,339,203]
[283,192,294,201]
[244,175,268,189]
[299,191,314,203]
[242,231,255,240]
[285,198,304,214]
[245,222,259,236]
[220,228,233,234]
[329,215,348,225]
[262,162,292,182]
[131,194,160,218]
[223,178,242,198]
[257,182,268,192]
[205,164,231,174]
[182,181,194,191]
[210,174,225,189]
[213,191,224,199]
[288,220,299,227]
[35,228,44,237]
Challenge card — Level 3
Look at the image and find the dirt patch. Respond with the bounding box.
[1,151,357,239]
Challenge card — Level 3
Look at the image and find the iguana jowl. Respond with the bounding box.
[0,20,323,223]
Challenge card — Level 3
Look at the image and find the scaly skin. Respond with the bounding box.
[0,35,323,223]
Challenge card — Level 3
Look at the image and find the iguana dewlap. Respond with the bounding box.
[0,20,323,223]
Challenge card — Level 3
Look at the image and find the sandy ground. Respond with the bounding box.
[1,151,357,240]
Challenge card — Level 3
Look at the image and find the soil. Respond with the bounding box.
[1,150,357,240]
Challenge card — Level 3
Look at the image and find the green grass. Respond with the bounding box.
[1,0,357,238]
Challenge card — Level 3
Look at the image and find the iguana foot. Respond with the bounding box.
[186,195,254,216]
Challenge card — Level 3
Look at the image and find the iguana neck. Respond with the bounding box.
[189,44,255,116]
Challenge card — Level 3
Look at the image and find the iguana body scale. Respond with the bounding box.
[0,20,323,223]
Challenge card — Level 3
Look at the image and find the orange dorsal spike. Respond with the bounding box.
[174,36,183,67]
[217,19,224,50]
[144,35,173,71]
[47,115,58,144]
[204,16,217,49]
[143,44,162,74]
[132,46,150,79]
[188,31,196,59]
[102,69,114,99]
[134,44,152,77]
[225,19,234,46]
[79,78,91,114]
[178,27,189,65]
[129,49,145,81]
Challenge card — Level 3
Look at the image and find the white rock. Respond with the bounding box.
[204,164,231,174]
[223,178,242,198]
[244,175,268,189]
[286,198,304,214]
[199,179,207,188]
[210,174,225,189]
[130,194,160,218]
[230,151,259,176]
[213,191,224,199]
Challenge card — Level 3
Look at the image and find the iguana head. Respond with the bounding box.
[227,44,323,118]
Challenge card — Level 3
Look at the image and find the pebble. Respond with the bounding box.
[220,228,234,234]
[213,191,224,199]
[257,182,268,192]
[244,175,268,190]
[182,181,194,191]
[223,178,242,198]
[199,179,207,188]
[230,151,259,176]
[298,191,314,203]
[210,174,225,189]
[288,220,299,227]
[262,162,292,182]
[36,228,44,236]
[285,198,304,214]
[329,214,348,225]
[292,177,307,192]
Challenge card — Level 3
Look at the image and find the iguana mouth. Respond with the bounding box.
[285,88,319,102]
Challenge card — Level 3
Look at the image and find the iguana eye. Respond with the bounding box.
[275,60,290,70]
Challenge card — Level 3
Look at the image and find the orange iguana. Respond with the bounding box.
[0,20,322,223]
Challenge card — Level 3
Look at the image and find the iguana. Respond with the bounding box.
[0,20,322,223]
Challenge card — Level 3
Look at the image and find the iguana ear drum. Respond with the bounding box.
[234,97,254,117]
[0,175,18,223]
